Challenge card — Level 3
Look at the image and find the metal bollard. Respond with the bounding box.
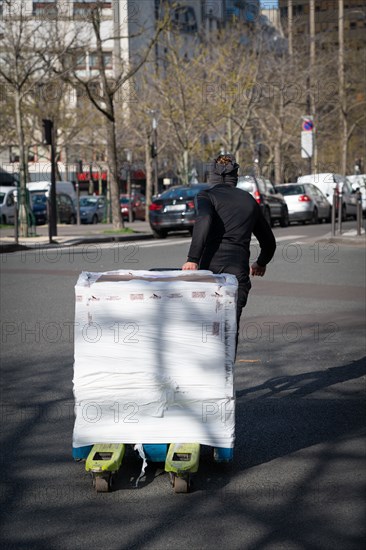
[356,190,362,236]
[14,189,19,245]
[331,188,337,237]
[337,189,343,235]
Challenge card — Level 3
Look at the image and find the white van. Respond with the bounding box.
[26,181,77,204]
[347,174,366,214]
[0,186,17,224]
[297,173,357,219]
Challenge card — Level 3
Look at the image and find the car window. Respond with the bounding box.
[257,178,266,193]
[158,186,206,200]
[59,194,72,206]
[265,180,276,194]
[342,180,352,193]
[80,197,98,207]
[277,185,305,195]
[0,193,5,205]
[6,193,14,206]
[237,177,255,193]
[30,193,47,205]
[311,185,325,198]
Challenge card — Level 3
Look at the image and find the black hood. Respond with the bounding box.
[209,154,239,186]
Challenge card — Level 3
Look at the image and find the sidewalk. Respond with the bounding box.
[317,227,366,246]
[0,221,154,253]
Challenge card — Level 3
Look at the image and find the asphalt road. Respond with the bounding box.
[0,222,365,549]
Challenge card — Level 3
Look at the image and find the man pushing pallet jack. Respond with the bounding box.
[72,155,276,493]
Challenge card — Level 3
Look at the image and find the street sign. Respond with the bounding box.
[301,131,313,158]
[302,117,314,132]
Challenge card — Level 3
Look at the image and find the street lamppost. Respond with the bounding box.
[42,118,57,242]
[125,149,133,223]
[148,110,159,196]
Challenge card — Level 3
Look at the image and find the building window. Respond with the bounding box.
[89,52,112,70]
[33,1,58,17]
[172,6,198,33]
[73,1,111,17]
[76,53,87,69]
[294,5,304,16]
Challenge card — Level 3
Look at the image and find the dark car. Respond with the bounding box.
[29,191,77,225]
[56,192,77,224]
[237,175,289,227]
[120,193,146,221]
[149,184,210,238]
[79,196,106,224]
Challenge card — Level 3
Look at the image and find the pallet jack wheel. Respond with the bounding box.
[95,476,110,493]
[173,476,190,493]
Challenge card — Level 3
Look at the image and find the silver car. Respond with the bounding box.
[275,183,331,224]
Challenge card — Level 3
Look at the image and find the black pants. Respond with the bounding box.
[205,261,251,353]
[235,280,251,352]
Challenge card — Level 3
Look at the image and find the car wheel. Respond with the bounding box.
[92,214,98,224]
[279,207,289,227]
[263,207,271,226]
[1,215,6,224]
[70,214,77,225]
[152,228,167,239]
[311,207,319,224]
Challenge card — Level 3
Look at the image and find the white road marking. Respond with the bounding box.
[104,234,308,249]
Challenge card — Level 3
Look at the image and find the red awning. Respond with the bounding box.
[132,170,145,180]
[77,172,108,181]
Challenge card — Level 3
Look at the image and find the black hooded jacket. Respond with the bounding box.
[187,158,276,283]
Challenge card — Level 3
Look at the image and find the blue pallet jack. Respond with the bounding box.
[74,443,233,493]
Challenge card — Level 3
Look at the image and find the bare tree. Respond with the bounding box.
[56,4,169,229]
[0,0,78,236]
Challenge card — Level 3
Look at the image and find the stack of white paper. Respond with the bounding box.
[72,270,237,449]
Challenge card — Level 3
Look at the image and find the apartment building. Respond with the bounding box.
[0,1,229,181]
[279,0,366,49]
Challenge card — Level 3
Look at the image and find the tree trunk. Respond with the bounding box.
[145,131,153,220]
[274,142,283,185]
[183,149,189,185]
[14,89,29,237]
[106,118,124,229]
[338,0,347,174]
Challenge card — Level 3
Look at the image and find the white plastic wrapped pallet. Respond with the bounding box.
[72,270,238,449]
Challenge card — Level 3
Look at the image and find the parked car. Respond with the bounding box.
[275,183,331,224]
[29,192,48,225]
[236,175,289,227]
[297,173,357,220]
[0,186,16,224]
[56,192,77,224]
[149,184,210,238]
[347,174,366,215]
[79,196,106,224]
[28,191,77,225]
[120,193,146,221]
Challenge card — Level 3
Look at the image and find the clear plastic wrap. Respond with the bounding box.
[72,270,237,448]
